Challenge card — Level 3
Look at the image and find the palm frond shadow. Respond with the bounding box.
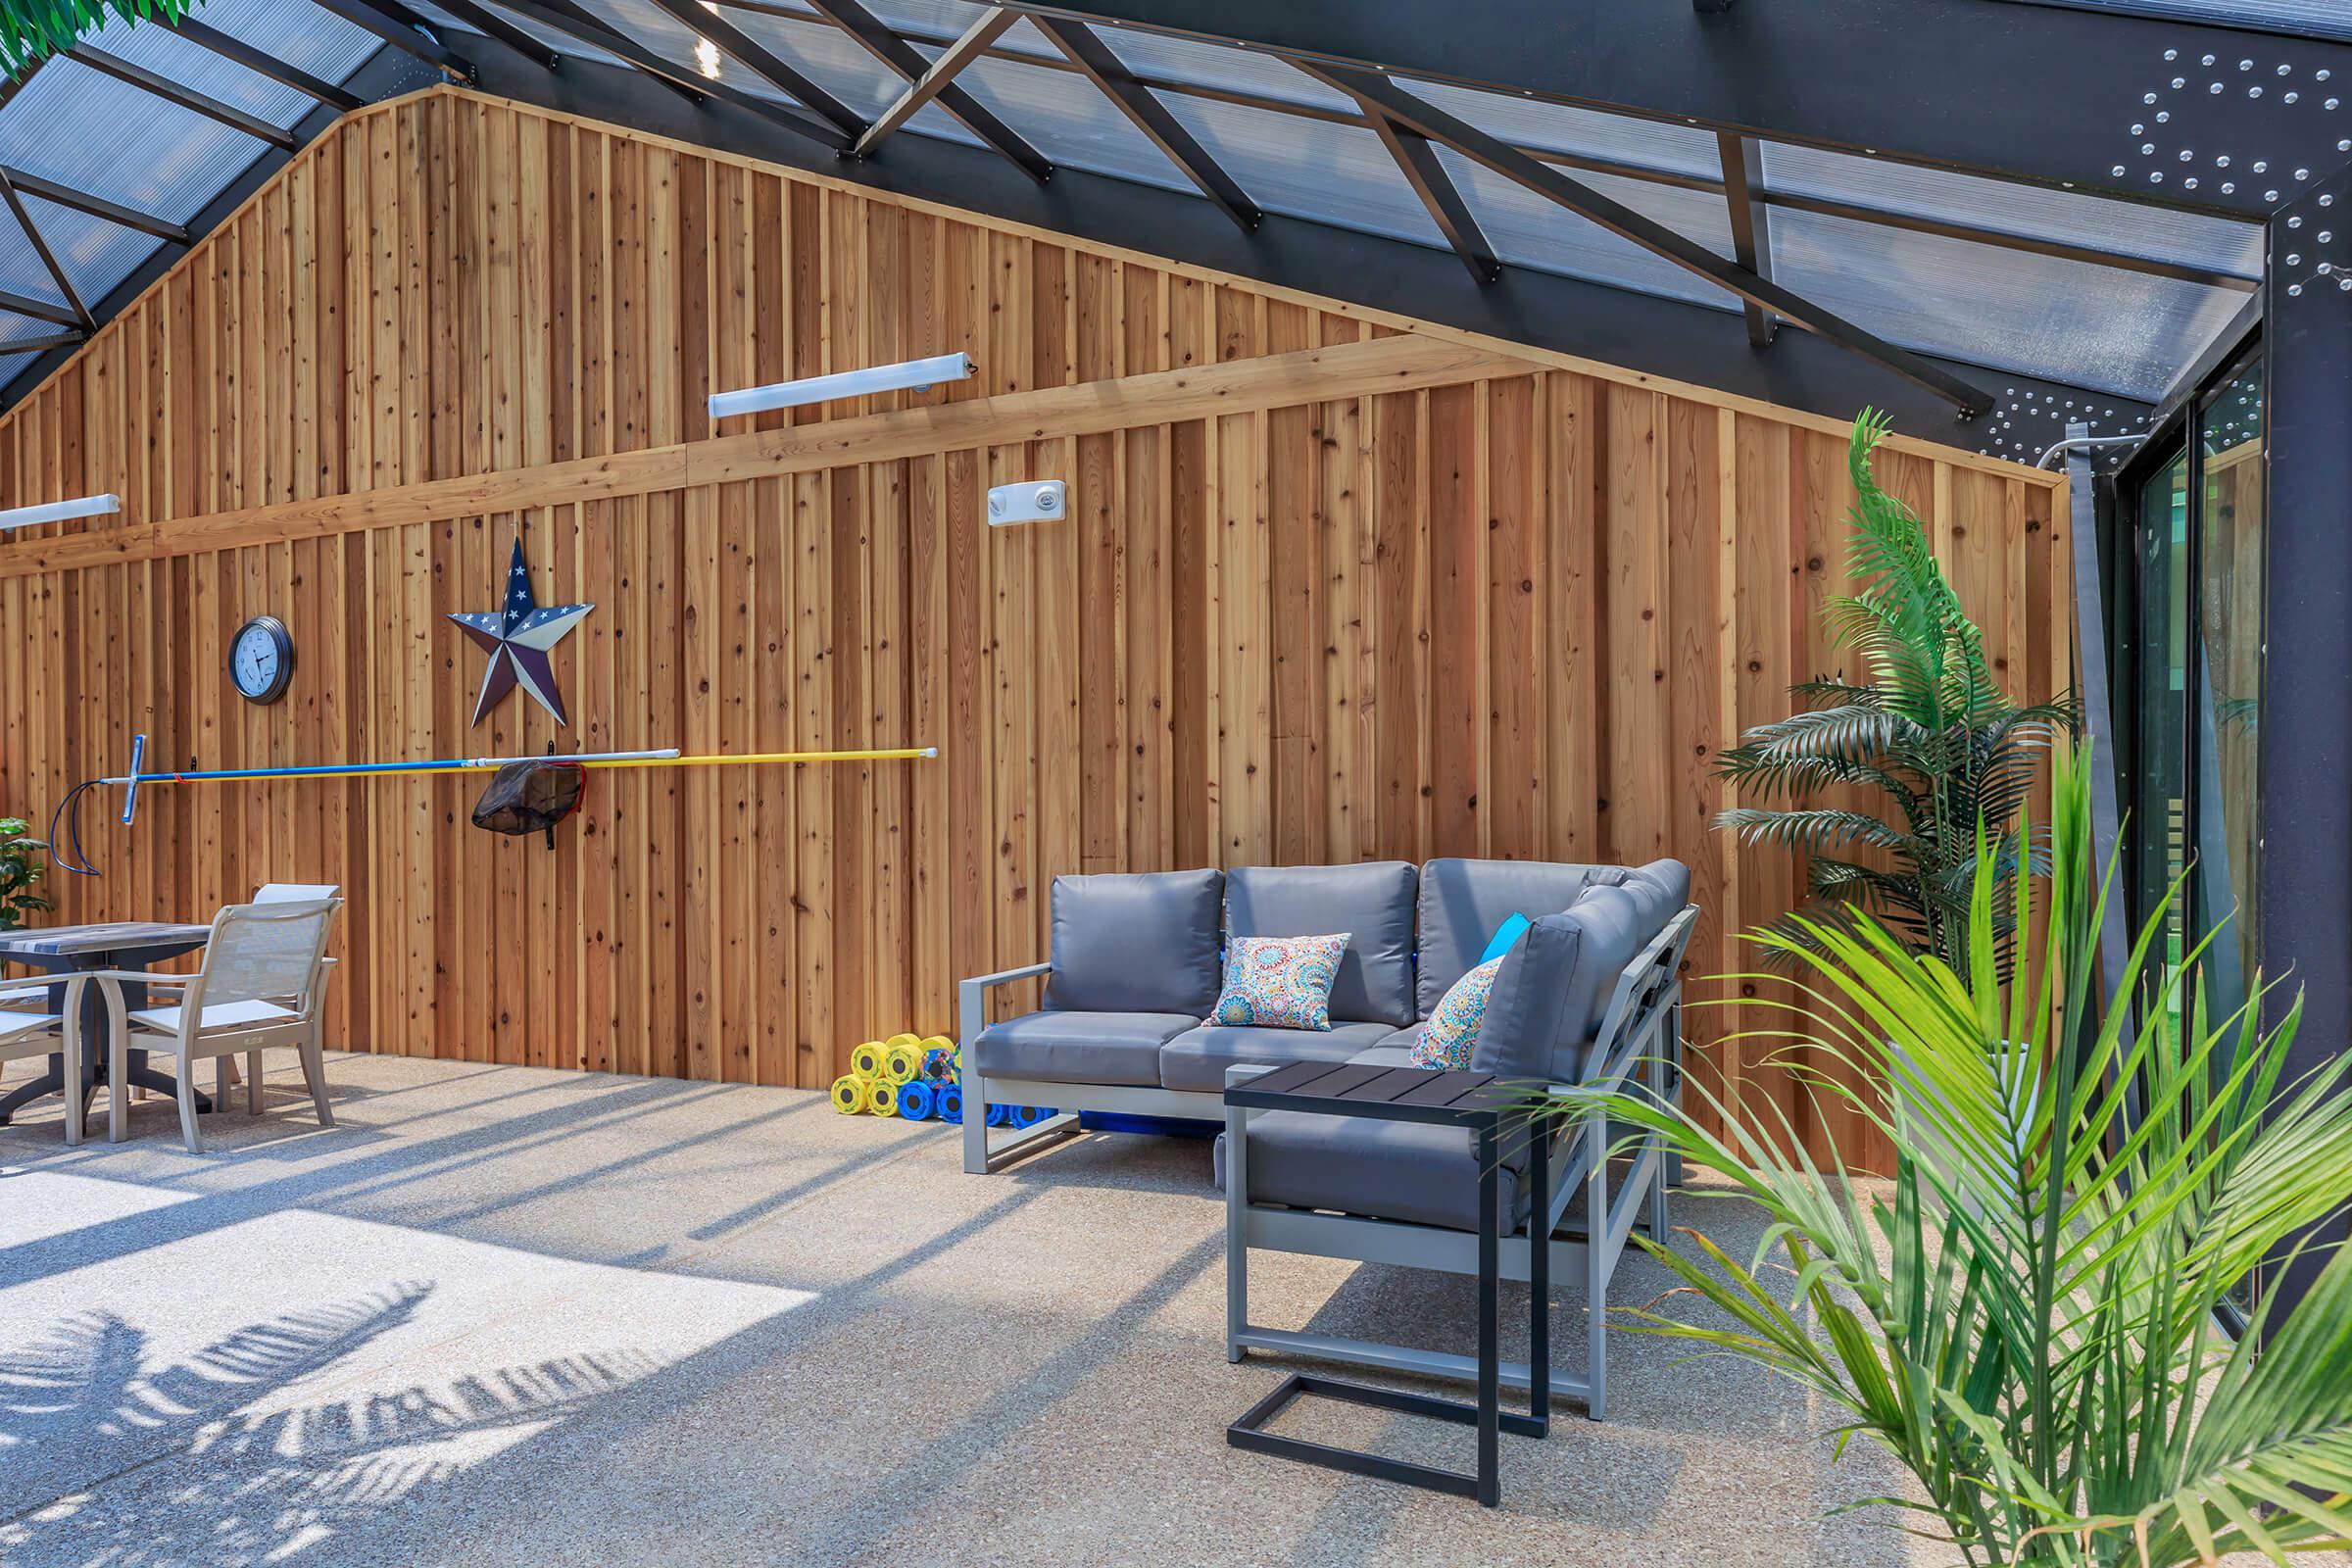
[0,1283,658,1567]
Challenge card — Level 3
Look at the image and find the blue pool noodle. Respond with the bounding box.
[897,1080,935,1121]
[937,1084,963,1124]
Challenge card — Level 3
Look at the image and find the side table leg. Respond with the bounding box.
[1477,1124,1500,1508]
[1529,1118,1549,1429]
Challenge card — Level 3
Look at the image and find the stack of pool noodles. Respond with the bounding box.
[826,1032,1054,1129]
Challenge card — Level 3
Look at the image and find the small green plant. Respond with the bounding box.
[0,0,198,78]
[0,815,48,929]
[1537,746,2352,1566]
[1715,409,2076,973]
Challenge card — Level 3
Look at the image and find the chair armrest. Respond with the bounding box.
[68,969,197,987]
[956,960,1053,1044]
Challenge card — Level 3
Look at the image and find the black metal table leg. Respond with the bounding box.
[1476,1123,1501,1506]
[1530,1114,1550,1431]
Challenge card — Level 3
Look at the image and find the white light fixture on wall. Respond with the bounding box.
[988,480,1065,526]
[0,493,120,531]
[708,353,976,420]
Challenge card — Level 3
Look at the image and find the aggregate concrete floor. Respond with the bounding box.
[0,1053,1982,1566]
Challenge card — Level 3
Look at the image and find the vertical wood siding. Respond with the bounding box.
[0,90,2070,1166]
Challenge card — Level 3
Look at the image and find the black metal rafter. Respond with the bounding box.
[1717,132,1774,347]
[0,333,85,355]
[413,0,563,72]
[804,0,1050,180]
[855,6,1017,158]
[1031,15,1256,231]
[712,0,2256,293]
[1308,64,1993,416]
[0,172,92,330]
[301,0,477,79]
[0,169,184,244]
[642,0,864,136]
[0,288,86,331]
[161,15,366,112]
[1364,109,1494,285]
[492,0,853,149]
[69,46,299,147]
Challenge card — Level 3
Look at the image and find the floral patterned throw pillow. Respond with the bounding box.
[1409,956,1505,1070]
[1210,933,1351,1032]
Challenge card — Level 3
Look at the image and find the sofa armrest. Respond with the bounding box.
[956,960,1053,1046]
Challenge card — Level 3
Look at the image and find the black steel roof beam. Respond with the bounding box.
[855,6,1017,157]
[1310,64,1993,416]
[1031,15,1256,230]
[421,0,564,71]
[1364,109,1494,284]
[713,0,2259,290]
[490,0,854,149]
[162,15,367,112]
[0,168,186,243]
[803,0,1050,180]
[642,0,865,135]
[0,285,88,331]
[0,333,85,355]
[995,0,2352,220]
[1717,132,1774,347]
[0,172,92,329]
[68,46,299,148]
[305,0,478,79]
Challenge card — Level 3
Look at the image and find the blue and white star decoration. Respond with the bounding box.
[449,538,595,727]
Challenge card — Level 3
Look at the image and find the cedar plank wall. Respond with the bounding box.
[0,89,2070,1168]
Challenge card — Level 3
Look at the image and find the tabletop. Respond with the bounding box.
[1221,1060,1528,1129]
[0,922,214,959]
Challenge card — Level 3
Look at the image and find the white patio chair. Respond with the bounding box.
[254,883,340,903]
[0,979,102,1146]
[86,898,343,1152]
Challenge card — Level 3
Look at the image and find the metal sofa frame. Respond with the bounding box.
[958,905,1698,1418]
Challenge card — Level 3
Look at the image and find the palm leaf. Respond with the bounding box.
[0,0,197,76]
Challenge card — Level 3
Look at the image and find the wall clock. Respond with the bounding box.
[230,614,295,706]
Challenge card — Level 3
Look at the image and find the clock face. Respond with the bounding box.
[230,616,294,705]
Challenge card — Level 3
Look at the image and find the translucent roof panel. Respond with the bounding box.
[948,26,1200,194]
[0,55,289,226]
[571,0,798,103]
[76,9,320,128]
[708,4,978,144]
[0,206,70,310]
[1403,76,1723,179]
[2011,0,2352,42]
[1158,92,1446,249]
[427,0,633,68]
[194,0,385,85]
[1762,143,2265,282]
[1441,150,1744,307]
[1769,206,2250,398]
[23,195,168,307]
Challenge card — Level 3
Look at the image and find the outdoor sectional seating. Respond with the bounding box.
[957,857,1698,1416]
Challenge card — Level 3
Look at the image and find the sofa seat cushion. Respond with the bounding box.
[1043,868,1224,1015]
[972,1010,1199,1087]
[1159,1021,1393,1092]
[1214,1111,1527,1233]
[1225,861,1419,1026]
[1346,1042,1419,1069]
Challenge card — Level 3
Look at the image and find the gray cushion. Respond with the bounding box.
[1214,1112,1526,1233]
[1224,862,1418,1026]
[1043,869,1223,1015]
[1352,1026,1424,1069]
[1545,863,1690,1079]
[1468,914,1585,1080]
[1158,1021,1394,1092]
[972,1010,1198,1086]
[1414,858,1628,1016]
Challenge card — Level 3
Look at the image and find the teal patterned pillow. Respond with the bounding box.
[1211,933,1351,1031]
[1409,956,1504,1070]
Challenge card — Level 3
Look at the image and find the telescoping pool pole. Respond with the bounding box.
[57,735,939,874]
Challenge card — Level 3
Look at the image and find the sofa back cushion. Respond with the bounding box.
[1468,915,1584,1080]
[1225,861,1418,1026]
[1415,858,1624,1017]
[1043,868,1224,1015]
[1544,859,1691,1078]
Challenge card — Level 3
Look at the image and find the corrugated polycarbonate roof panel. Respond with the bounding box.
[572,0,796,103]
[949,26,1199,194]
[714,3,978,144]
[1761,143,2266,281]
[1088,20,1356,113]
[0,206,69,309]
[1401,75,1724,178]
[2007,0,2352,42]
[438,0,634,68]
[1157,91,1446,248]
[77,9,319,127]
[193,0,384,84]
[22,195,166,307]
[1439,148,1744,307]
[1769,206,2249,398]
[0,54,270,222]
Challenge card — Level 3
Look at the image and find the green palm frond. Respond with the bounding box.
[1717,410,2079,973]
[1530,744,2352,1567]
[0,0,197,78]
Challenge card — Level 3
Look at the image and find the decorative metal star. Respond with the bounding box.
[449,538,594,727]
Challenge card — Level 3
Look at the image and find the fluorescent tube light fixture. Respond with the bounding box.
[708,353,977,420]
[0,493,120,530]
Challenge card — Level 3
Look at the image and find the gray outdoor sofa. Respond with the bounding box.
[956,857,1698,1417]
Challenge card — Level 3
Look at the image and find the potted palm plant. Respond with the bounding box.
[1717,409,2076,975]
[1542,745,2352,1566]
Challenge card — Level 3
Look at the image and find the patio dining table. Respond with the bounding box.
[0,921,216,1126]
